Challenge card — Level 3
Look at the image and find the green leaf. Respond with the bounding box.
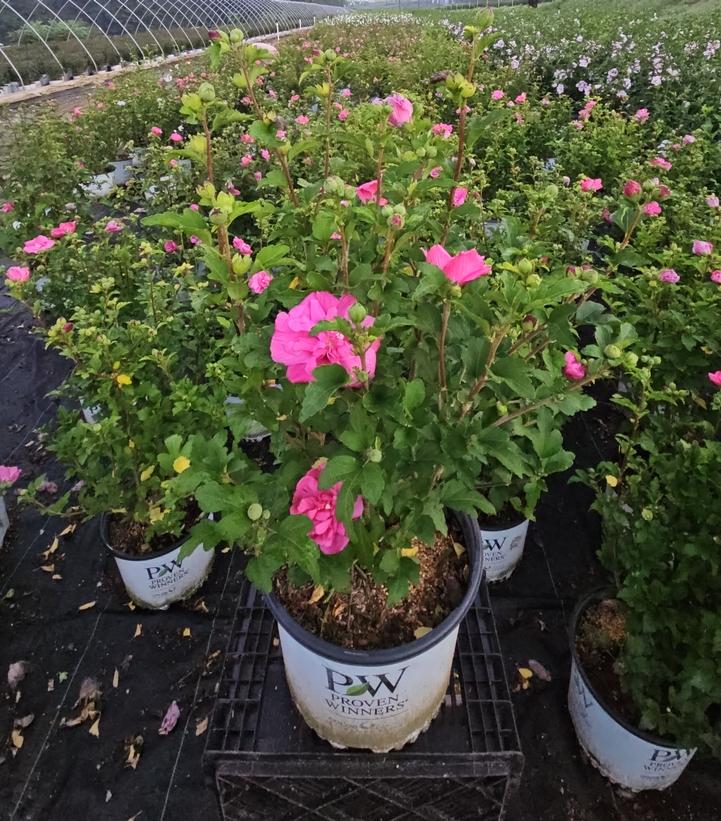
[312,210,337,242]
[360,462,384,505]
[299,364,349,422]
[492,358,535,398]
[318,455,359,487]
[439,480,487,515]
[403,379,426,413]
[142,208,208,236]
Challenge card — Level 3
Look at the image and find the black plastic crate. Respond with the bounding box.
[204,580,523,821]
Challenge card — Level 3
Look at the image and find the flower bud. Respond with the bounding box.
[604,344,622,360]
[624,352,639,368]
[229,28,244,43]
[525,273,542,288]
[367,448,382,463]
[198,82,216,102]
[348,303,367,324]
[247,503,263,521]
[496,402,508,416]
[209,208,228,226]
[517,258,533,276]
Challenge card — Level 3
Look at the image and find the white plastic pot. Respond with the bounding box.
[568,592,696,791]
[265,513,483,752]
[100,515,214,610]
[480,518,529,582]
[0,495,9,549]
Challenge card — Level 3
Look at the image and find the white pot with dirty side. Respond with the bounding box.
[101,514,214,610]
[480,518,529,582]
[265,512,483,752]
[568,593,696,791]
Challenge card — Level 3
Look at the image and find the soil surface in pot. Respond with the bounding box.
[273,530,469,651]
[107,503,201,557]
[479,505,526,530]
[575,597,639,725]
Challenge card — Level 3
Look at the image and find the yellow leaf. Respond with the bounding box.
[78,601,96,611]
[112,669,119,689]
[133,623,143,638]
[46,537,60,555]
[140,465,155,482]
[400,545,418,558]
[127,601,136,611]
[182,627,192,638]
[11,729,24,749]
[195,716,208,736]
[115,373,132,387]
[414,626,432,640]
[288,276,300,290]
[173,456,191,474]
[308,585,324,604]
[453,542,465,558]
[518,667,534,680]
[88,717,100,737]
[605,475,619,488]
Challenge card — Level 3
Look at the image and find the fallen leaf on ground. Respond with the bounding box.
[126,736,143,770]
[10,729,24,750]
[515,667,534,691]
[8,661,29,690]
[78,601,96,611]
[60,523,77,537]
[112,669,119,689]
[105,790,112,804]
[126,601,136,611]
[413,626,432,639]
[528,659,552,682]
[52,574,62,581]
[400,545,418,558]
[127,813,143,821]
[182,627,191,638]
[58,672,68,683]
[308,585,324,604]
[40,564,55,573]
[195,716,208,736]
[88,717,101,737]
[158,701,181,736]
[133,624,142,638]
[75,677,101,707]
[47,679,54,692]
[193,599,209,614]
[14,714,34,729]
[42,537,59,559]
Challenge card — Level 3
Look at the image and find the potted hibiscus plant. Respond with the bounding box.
[160,24,630,753]
[570,383,721,790]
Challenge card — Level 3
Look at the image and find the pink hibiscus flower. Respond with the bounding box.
[423,245,492,285]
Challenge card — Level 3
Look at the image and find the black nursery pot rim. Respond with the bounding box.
[99,512,191,562]
[478,512,528,532]
[265,510,483,666]
[570,588,681,749]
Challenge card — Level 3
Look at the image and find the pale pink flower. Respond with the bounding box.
[708,371,721,387]
[658,184,672,199]
[682,134,696,145]
[233,237,252,255]
[451,187,468,207]
[150,126,163,137]
[423,245,492,285]
[650,156,672,171]
[432,123,453,139]
[189,204,200,211]
[356,179,380,204]
[634,108,650,123]
[386,93,413,127]
[23,235,55,254]
[337,109,349,122]
[340,87,351,98]
[254,171,263,182]
[5,266,30,282]
[0,465,21,487]
[515,92,527,104]
[563,351,586,381]
[290,93,301,103]
[270,291,381,385]
[37,479,57,495]
[330,231,342,240]
[241,154,253,167]
[240,133,255,144]
[50,221,77,239]
[491,89,505,101]
[658,268,680,283]
[248,270,272,294]
[290,464,363,555]
[189,235,201,245]
[580,177,603,192]
[158,701,180,735]
[429,166,442,179]
[163,240,178,253]
[169,131,183,143]
[643,201,662,216]
[275,129,286,141]
[104,220,123,234]
[706,195,719,209]
[623,180,642,197]
[295,115,309,125]
[260,149,271,161]
[692,240,713,256]
[227,183,240,196]
[710,270,721,284]
[0,201,13,213]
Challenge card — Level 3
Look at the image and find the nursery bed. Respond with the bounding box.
[1,287,719,820]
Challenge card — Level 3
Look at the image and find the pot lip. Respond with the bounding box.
[99,512,198,563]
[570,588,687,750]
[479,513,529,532]
[264,510,483,666]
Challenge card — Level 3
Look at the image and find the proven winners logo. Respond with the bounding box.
[324,667,409,717]
[145,557,189,590]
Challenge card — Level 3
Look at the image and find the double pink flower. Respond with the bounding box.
[6,266,30,282]
[23,235,55,254]
[423,245,492,286]
[50,221,77,239]
[580,177,603,193]
[270,292,381,385]
[563,352,586,381]
[386,93,413,127]
[356,179,387,206]
[291,464,363,555]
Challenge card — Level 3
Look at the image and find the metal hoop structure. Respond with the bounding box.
[0,0,344,88]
